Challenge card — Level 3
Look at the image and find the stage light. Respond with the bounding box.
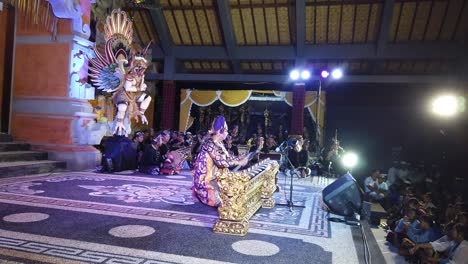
[301,70,311,80]
[331,69,343,79]
[342,152,358,168]
[432,95,459,117]
[289,70,300,80]
[321,70,330,79]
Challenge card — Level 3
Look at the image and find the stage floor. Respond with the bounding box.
[0,170,364,264]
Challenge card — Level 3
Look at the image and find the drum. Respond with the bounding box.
[161,147,190,174]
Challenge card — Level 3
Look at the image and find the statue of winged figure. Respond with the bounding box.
[88,9,152,136]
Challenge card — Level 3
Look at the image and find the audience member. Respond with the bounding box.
[364,169,380,196]
[410,223,468,264]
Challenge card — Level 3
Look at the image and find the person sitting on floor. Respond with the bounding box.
[288,138,310,178]
[192,115,249,207]
[139,135,166,175]
[390,208,419,247]
[132,131,146,169]
[410,223,468,264]
[170,131,189,150]
[225,135,239,156]
[401,215,438,255]
[369,174,389,202]
[364,169,380,199]
[249,136,269,164]
[265,135,277,152]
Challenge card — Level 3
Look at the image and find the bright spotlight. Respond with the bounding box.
[342,152,358,168]
[331,69,343,79]
[321,70,330,79]
[432,95,458,117]
[289,70,300,80]
[301,70,311,80]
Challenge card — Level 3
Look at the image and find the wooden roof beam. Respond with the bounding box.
[216,0,241,73]
[376,0,395,55]
[149,3,175,79]
[145,72,458,84]
[152,43,465,60]
[149,4,173,56]
[295,0,306,66]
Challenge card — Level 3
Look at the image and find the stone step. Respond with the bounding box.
[0,142,31,152]
[0,160,67,178]
[0,134,13,142]
[0,151,48,162]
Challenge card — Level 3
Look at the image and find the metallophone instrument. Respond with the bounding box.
[213,158,280,236]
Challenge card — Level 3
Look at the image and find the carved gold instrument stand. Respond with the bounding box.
[213,159,279,236]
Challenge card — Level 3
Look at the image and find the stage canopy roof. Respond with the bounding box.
[121,0,468,84]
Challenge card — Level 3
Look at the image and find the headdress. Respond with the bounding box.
[151,135,161,145]
[209,115,227,134]
[134,131,144,138]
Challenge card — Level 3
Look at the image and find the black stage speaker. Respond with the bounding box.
[322,173,363,217]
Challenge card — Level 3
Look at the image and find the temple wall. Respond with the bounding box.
[10,1,100,170]
[0,6,12,131]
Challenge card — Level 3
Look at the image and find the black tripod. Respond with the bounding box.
[276,145,306,211]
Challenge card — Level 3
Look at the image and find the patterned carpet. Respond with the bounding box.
[0,170,362,264]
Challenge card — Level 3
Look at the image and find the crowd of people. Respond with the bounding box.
[97,120,329,177]
[363,163,468,263]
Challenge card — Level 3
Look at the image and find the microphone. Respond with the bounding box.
[275,141,287,152]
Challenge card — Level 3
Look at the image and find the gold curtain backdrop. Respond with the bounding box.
[179,89,325,143]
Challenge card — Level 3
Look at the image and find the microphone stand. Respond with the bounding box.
[276,144,306,211]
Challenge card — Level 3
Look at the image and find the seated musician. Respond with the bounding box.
[288,138,310,178]
[325,138,345,176]
[139,135,167,175]
[225,135,239,156]
[170,132,189,150]
[132,131,146,169]
[158,130,171,154]
[265,135,277,152]
[192,116,249,207]
[249,136,269,164]
[230,125,240,145]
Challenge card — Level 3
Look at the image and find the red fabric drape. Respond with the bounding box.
[161,80,176,130]
[290,84,306,136]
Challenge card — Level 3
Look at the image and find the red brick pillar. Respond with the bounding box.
[161,80,176,130]
[10,1,101,170]
[290,84,306,137]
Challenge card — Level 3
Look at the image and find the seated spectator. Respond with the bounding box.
[387,208,419,246]
[410,223,468,264]
[395,208,419,234]
[364,169,380,197]
[368,174,389,202]
[422,192,437,210]
[387,161,399,187]
[388,184,401,208]
[402,215,437,250]
[445,204,459,225]
[455,212,468,225]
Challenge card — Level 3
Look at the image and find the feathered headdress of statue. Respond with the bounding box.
[88,9,150,93]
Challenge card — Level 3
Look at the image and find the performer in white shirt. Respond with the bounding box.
[364,169,380,194]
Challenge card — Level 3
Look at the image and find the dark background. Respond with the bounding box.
[324,82,468,182]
